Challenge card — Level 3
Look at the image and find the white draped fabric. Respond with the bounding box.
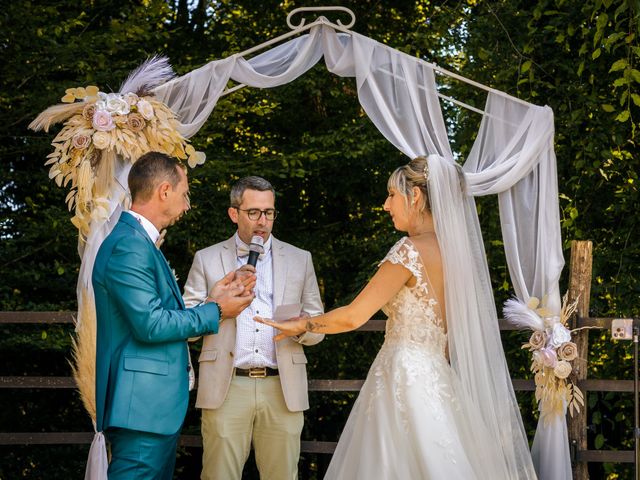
[462,95,569,480]
[83,431,108,480]
[80,22,567,480]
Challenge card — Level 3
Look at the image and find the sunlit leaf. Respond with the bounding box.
[615,110,630,122]
[609,58,628,72]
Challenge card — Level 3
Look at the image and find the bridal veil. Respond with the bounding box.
[428,155,538,479]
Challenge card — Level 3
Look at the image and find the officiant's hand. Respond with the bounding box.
[254,312,308,341]
[207,271,255,319]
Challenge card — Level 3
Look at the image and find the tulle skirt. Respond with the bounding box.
[324,342,509,480]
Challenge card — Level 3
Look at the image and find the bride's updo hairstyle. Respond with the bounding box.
[387,156,431,214]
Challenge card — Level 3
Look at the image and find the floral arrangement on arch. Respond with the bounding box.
[29,57,205,241]
[504,293,585,424]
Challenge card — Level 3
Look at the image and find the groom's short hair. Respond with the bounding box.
[230,176,276,207]
[129,151,183,203]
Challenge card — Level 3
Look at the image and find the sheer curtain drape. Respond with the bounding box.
[81,23,567,480]
[463,95,568,480]
[464,94,568,480]
[321,26,566,479]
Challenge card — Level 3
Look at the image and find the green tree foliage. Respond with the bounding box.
[1,0,638,478]
[459,1,639,478]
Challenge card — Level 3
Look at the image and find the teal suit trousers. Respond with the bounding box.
[106,427,179,480]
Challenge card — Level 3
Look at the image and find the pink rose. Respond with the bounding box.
[92,110,115,131]
[72,134,90,150]
[539,347,558,368]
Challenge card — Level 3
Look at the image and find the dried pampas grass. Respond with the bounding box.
[29,102,85,132]
[69,289,96,424]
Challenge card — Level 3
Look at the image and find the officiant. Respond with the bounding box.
[183,175,324,480]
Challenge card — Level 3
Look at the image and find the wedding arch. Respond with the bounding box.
[31,7,570,479]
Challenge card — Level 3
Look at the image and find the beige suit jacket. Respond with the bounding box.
[183,235,324,412]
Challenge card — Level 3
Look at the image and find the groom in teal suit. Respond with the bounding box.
[93,152,256,479]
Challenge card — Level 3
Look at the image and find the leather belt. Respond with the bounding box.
[235,367,279,378]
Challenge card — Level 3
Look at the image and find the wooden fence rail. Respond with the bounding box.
[0,315,636,463]
[1,241,637,479]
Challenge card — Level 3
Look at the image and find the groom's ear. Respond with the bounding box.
[228,207,239,224]
[157,181,172,202]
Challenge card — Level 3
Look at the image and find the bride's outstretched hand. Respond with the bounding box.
[254,314,307,341]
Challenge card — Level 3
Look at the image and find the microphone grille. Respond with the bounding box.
[249,235,264,253]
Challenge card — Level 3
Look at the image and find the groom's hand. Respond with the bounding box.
[234,264,257,296]
[207,271,255,319]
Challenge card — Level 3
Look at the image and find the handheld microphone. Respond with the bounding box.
[247,235,265,268]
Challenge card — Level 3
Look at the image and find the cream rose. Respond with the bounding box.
[553,360,572,379]
[104,93,130,115]
[95,91,109,110]
[71,133,91,150]
[534,370,545,385]
[529,330,547,350]
[136,99,154,120]
[124,92,139,106]
[558,342,578,361]
[92,110,115,132]
[127,113,146,132]
[92,131,111,150]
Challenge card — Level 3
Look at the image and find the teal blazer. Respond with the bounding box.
[92,212,219,435]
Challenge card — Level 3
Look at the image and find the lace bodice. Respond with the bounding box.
[361,237,456,441]
[379,237,447,358]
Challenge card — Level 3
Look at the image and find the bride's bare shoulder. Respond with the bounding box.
[407,233,441,260]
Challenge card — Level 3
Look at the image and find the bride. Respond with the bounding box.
[256,155,538,479]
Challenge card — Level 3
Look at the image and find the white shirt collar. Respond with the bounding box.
[127,210,160,244]
[234,232,272,255]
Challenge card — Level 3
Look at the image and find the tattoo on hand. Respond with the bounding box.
[305,319,326,332]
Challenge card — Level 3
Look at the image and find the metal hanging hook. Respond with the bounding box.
[286,6,356,30]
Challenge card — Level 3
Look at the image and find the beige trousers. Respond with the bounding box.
[201,375,304,480]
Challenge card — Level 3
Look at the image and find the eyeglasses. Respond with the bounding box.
[234,207,278,221]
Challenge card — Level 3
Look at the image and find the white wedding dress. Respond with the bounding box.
[324,237,508,479]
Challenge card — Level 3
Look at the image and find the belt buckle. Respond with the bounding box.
[249,367,267,378]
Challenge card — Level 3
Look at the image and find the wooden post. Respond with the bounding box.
[567,240,593,480]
